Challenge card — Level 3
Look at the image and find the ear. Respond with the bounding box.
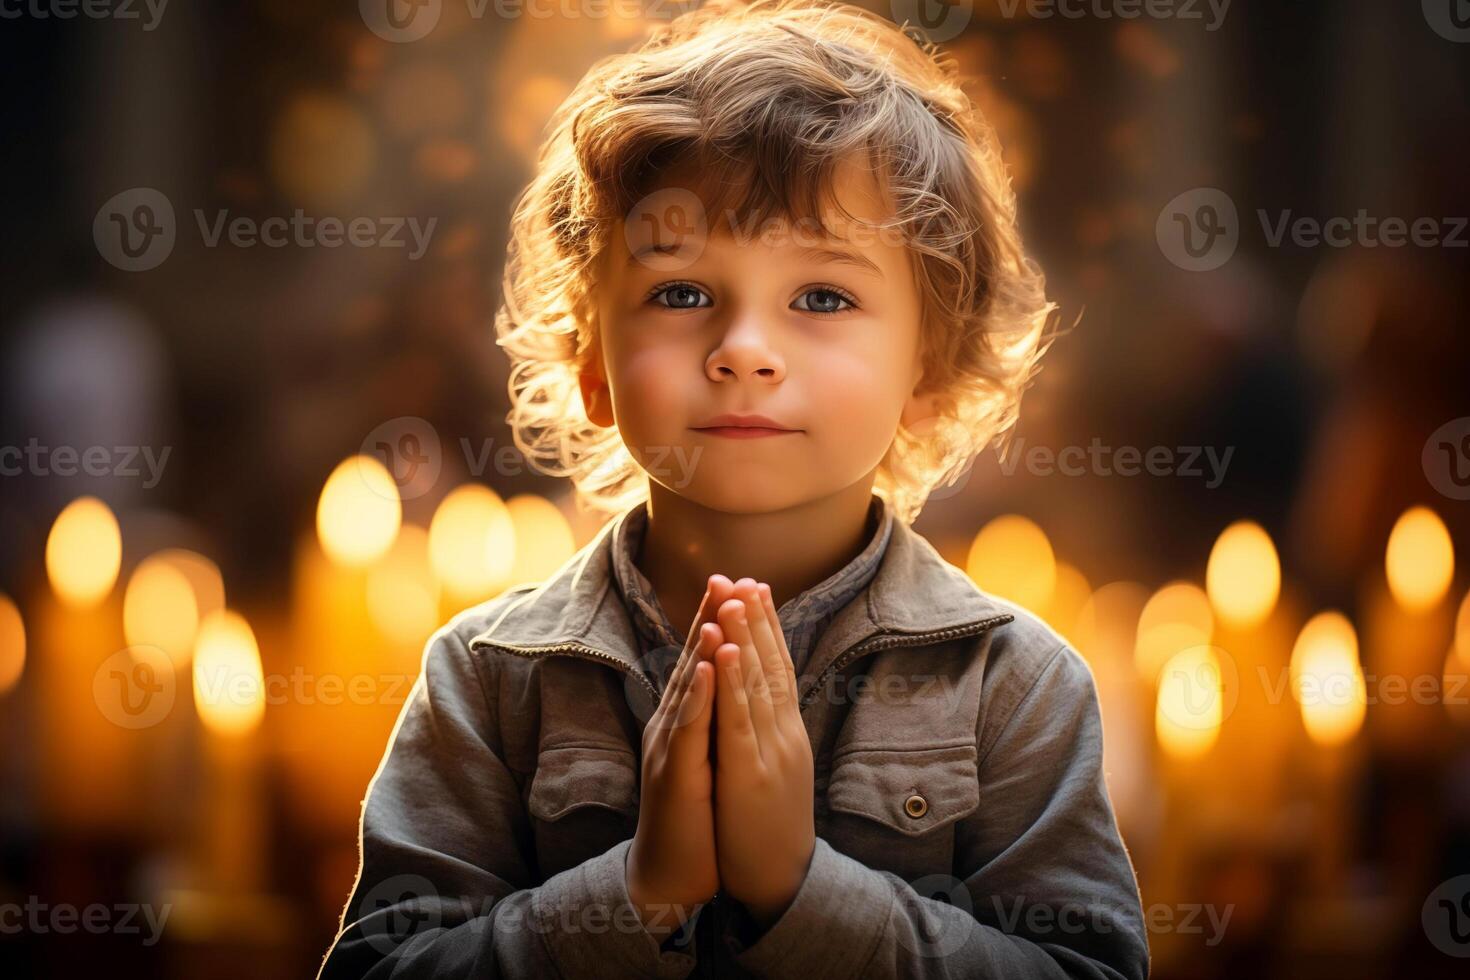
[899,360,942,433]
[578,362,615,428]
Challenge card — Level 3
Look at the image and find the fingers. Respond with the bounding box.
[654,621,719,735]
[663,576,733,718]
[666,660,714,770]
[718,588,776,746]
[748,582,797,708]
[714,642,761,765]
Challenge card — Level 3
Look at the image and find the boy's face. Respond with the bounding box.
[582,155,937,514]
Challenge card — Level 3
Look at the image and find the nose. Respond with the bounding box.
[705,311,786,384]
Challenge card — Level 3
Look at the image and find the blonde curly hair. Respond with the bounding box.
[494,0,1057,526]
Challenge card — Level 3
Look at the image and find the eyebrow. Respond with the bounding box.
[624,241,885,279]
[796,245,884,279]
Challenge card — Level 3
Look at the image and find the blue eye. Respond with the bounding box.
[793,286,858,314]
[649,282,712,309]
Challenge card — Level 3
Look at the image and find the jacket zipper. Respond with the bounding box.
[469,639,662,702]
[472,613,1015,710]
[796,613,1015,709]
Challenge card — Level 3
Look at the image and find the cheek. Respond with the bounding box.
[607,344,689,438]
[809,344,911,431]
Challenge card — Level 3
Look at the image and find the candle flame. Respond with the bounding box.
[192,610,266,737]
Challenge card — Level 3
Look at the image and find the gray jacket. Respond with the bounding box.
[318,504,1150,979]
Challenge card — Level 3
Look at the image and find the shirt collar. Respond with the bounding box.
[606,495,894,673]
[468,494,1014,686]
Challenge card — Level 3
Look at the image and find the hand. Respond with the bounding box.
[626,574,735,939]
[713,578,815,928]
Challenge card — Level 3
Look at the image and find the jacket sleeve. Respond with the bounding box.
[730,642,1151,980]
[316,620,698,980]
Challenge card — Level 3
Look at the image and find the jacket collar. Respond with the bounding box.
[467,495,1014,685]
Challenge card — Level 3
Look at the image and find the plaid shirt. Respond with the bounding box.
[608,494,895,680]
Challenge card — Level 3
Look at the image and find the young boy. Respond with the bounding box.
[320,1,1148,976]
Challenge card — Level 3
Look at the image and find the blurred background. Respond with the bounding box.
[1,1,1468,977]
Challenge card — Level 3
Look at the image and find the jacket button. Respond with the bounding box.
[903,794,928,818]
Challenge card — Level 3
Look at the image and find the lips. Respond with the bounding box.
[693,413,799,431]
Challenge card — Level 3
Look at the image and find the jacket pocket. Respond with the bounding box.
[824,743,979,879]
[526,744,640,877]
[827,743,979,835]
[528,744,640,821]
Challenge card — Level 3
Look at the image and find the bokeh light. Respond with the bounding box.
[1155,645,1223,759]
[45,496,122,608]
[966,514,1057,613]
[0,593,24,696]
[366,525,440,647]
[124,554,201,669]
[316,455,402,568]
[1289,611,1366,747]
[1135,581,1214,682]
[192,610,266,738]
[428,484,516,600]
[1384,505,1454,612]
[505,494,574,589]
[1206,520,1280,630]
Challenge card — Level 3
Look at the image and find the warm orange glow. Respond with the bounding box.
[1155,645,1224,758]
[192,610,266,737]
[45,496,122,608]
[1385,506,1454,612]
[367,525,440,646]
[966,515,1057,613]
[124,555,200,669]
[429,484,515,600]
[0,593,24,696]
[1136,581,1214,682]
[505,495,575,589]
[1206,520,1280,629]
[1041,562,1092,645]
[316,455,402,568]
[1290,611,1366,747]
